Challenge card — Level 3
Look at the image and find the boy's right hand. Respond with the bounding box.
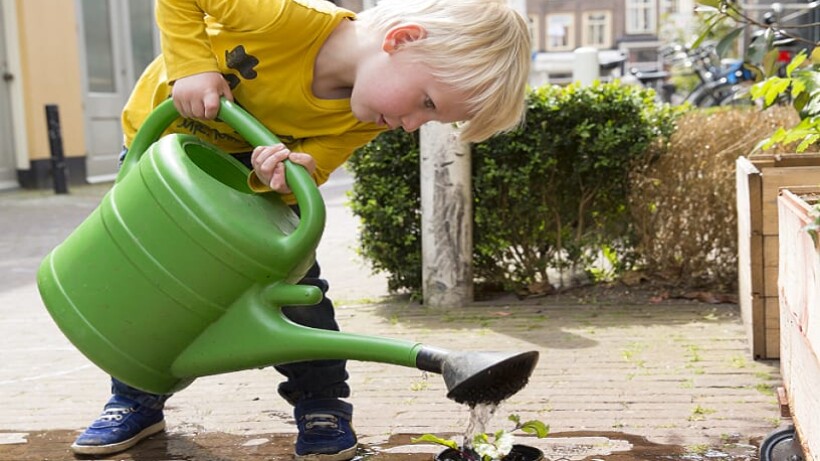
[251,144,317,194]
[171,72,234,120]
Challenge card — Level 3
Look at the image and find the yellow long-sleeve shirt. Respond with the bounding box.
[122,0,384,197]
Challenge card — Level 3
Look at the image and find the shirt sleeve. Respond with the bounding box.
[156,0,285,82]
[156,0,217,81]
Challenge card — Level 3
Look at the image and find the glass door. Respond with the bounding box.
[79,0,158,182]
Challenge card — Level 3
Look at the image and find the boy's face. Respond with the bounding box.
[350,25,471,133]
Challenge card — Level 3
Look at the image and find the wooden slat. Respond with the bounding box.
[748,296,766,359]
[736,157,765,358]
[764,296,781,325]
[740,157,764,233]
[764,296,781,358]
[771,152,820,168]
[764,265,779,298]
[748,155,775,169]
[762,236,778,297]
[761,167,820,235]
[763,236,779,268]
[765,326,781,359]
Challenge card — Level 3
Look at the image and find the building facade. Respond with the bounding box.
[527,0,697,83]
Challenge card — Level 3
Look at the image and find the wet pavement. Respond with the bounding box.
[0,429,763,461]
[0,173,785,461]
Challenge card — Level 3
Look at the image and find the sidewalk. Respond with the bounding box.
[0,176,782,461]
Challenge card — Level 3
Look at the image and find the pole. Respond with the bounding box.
[573,47,599,85]
[420,122,473,308]
[45,104,69,194]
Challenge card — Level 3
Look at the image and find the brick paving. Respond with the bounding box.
[0,178,783,460]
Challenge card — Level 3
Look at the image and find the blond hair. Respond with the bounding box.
[357,0,531,143]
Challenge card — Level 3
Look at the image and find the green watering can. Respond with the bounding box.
[37,99,538,406]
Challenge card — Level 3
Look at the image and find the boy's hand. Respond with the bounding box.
[251,144,317,194]
[171,72,233,120]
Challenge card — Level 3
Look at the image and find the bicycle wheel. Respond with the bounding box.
[717,84,754,106]
[686,81,734,107]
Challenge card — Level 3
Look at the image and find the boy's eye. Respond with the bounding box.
[424,97,436,110]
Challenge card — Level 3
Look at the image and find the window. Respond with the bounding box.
[82,0,116,92]
[127,0,157,81]
[626,0,657,34]
[619,40,663,72]
[546,14,574,51]
[582,11,612,48]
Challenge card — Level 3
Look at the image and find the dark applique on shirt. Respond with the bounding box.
[224,45,260,90]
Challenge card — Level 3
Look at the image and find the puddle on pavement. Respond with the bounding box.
[0,430,761,461]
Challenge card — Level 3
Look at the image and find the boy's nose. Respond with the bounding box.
[401,115,426,133]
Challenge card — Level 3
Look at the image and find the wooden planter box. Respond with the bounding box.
[736,153,820,359]
[776,188,820,458]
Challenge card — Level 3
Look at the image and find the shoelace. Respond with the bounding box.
[303,413,339,430]
[98,406,134,422]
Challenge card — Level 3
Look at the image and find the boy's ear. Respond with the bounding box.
[382,24,426,53]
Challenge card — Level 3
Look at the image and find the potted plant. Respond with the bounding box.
[412,414,549,461]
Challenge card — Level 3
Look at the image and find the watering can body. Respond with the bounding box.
[38,99,539,405]
[38,132,322,393]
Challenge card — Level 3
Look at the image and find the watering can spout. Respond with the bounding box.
[169,282,539,406]
[416,347,539,407]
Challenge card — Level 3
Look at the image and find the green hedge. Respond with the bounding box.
[347,129,422,293]
[347,81,679,296]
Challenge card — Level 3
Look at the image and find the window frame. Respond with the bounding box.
[582,10,612,48]
[625,0,657,35]
[545,13,575,52]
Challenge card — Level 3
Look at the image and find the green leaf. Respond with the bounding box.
[797,133,819,152]
[793,89,810,113]
[695,0,720,8]
[786,51,808,77]
[745,39,768,68]
[803,94,820,117]
[762,49,780,77]
[411,434,460,450]
[691,17,719,49]
[715,27,743,58]
[811,47,820,66]
[762,77,790,106]
[472,433,490,446]
[519,420,550,438]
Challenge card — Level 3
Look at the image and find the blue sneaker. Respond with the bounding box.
[70,394,165,455]
[294,399,358,461]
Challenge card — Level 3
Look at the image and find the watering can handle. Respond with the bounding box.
[116,98,326,259]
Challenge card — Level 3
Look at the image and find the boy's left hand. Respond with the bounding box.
[251,144,317,194]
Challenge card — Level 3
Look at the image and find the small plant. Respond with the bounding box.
[689,405,717,421]
[412,414,549,461]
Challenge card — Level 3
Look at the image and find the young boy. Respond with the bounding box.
[70,0,530,459]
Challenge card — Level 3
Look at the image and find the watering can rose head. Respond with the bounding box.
[412,414,549,461]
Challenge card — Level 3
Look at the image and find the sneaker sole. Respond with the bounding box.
[70,420,166,455]
[294,444,358,461]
